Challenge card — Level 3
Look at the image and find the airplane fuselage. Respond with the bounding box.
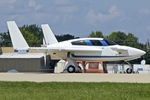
[46,38,146,61]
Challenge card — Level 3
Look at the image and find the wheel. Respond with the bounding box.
[126,68,133,74]
[67,65,75,73]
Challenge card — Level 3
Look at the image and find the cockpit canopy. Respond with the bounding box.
[71,39,117,46]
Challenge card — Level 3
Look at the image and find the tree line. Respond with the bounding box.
[0,25,149,64]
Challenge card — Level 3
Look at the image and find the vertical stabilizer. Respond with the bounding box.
[43,38,46,45]
[41,24,58,45]
[7,21,29,53]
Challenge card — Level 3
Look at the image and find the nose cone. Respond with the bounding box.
[128,47,146,56]
[138,50,146,56]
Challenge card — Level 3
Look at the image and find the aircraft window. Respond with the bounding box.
[90,40,103,46]
[85,40,92,46]
[100,40,108,46]
[71,40,87,45]
[104,39,117,45]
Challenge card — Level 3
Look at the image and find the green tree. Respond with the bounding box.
[124,33,139,48]
[0,25,78,47]
[107,31,127,45]
[56,34,77,42]
[0,24,43,47]
[20,25,43,46]
[0,32,12,47]
[145,49,150,64]
[89,31,104,38]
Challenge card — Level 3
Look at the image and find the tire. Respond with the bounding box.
[126,68,133,74]
[67,65,75,73]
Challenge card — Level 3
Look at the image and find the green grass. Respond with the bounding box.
[0,82,150,100]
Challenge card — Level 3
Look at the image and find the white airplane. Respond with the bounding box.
[7,21,146,73]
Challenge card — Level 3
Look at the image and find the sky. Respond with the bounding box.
[0,0,150,43]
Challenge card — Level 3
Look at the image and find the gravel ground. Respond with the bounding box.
[0,73,150,83]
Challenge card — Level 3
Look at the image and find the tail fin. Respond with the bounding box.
[41,24,58,45]
[7,21,29,53]
[43,38,46,45]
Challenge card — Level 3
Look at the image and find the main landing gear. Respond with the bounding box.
[64,59,82,73]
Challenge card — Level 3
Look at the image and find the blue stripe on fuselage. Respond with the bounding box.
[71,54,128,58]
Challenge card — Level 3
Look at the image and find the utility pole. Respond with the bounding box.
[146,39,150,50]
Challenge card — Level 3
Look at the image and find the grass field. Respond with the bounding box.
[0,82,150,100]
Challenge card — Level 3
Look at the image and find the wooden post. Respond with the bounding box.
[82,61,86,73]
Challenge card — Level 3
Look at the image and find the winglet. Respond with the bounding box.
[7,21,29,53]
[41,24,58,45]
